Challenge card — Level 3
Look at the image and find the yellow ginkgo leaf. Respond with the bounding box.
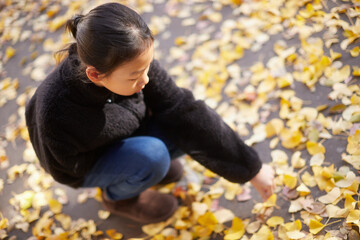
[46,5,61,18]
[207,12,222,23]
[250,225,273,240]
[336,171,357,188]
[16,191,35,210]
[342,154,360,170]
[142,222,167,236]
[351,95,360,105]
[290,96,304,112]
[330,49,341,60]
[344,194,356,210]
[346,210,360,225]
[214,209,235,224]
[314,175,336,192]
[5,46,16,60]
[353,66,360,76]
[231,0,243,5]
[329,65,351,84]
[296,183,311,196]
[320,164,335,179]
[197,212,218,227]
[306,141,325,155]
[269,137,279,149]
[0,214,8,230]
[286,230,306,239]
[174,219,190,230]
[49,198,62,214]
[346,180,360,195]
[265,118,284,138]
[106,229,123,240]
[291,151,306,169]
[326,204,349,218]
[289,198,304,213]
[49,16,68,32]
[309,219,325,234]
[301,171,317,187]
[246,221,261,234]
[280,99,290,119]
[98,210,110,220]
[203,169,217,178]
[192,202,208,217]
[175,36,186,46]
[257,75,276,94]
[194,225,212,237]
[260,194,276,209]
[224,217,245,240]
[266,216,284,228]
[310,153,325,166]
[299,107,318,121]
[176,230,192,240]
[277,74,293,88]
[284,219,302,232]
[347,129,360,155]
[318,187,341,204]
[350,46,360,57]
[280,129,303,149]
[283,174,297,189]
[54,214,71,230]
[271,149,288,166]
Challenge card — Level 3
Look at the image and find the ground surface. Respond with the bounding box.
[0,0,360,239]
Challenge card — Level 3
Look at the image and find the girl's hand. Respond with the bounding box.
[249,164,275,202]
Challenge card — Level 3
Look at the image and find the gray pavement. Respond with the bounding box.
[1,0,359,239]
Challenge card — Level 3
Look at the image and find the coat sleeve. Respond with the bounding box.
[143,60,262,184]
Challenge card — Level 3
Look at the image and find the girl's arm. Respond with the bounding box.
[143,60,263,184]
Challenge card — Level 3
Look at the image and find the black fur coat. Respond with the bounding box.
[25,43,262,188]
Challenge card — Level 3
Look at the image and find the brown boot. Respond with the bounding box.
[158,159,184,185]
[101,189,178,224]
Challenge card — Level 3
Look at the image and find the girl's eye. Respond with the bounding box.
[129,78,138,81]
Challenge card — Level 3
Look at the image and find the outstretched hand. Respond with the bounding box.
[250,164,275,202]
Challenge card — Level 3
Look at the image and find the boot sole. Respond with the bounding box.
[102,192,179,224]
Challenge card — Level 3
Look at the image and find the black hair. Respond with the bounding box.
[55,2,153,78]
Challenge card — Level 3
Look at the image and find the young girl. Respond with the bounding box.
[25,2,275,224]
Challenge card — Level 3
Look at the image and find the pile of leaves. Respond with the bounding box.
[0,0,359,239]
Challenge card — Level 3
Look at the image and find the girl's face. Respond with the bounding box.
[87,43,154,96]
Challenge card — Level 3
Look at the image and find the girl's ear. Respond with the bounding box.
[86,66,104,86]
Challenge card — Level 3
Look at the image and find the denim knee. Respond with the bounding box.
[104,137,171,200]
[125,137,171,185]
[83,136,172,200]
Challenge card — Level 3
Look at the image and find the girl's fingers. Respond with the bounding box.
[262,188,271,201]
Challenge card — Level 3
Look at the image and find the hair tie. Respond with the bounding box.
[74,15,84,27]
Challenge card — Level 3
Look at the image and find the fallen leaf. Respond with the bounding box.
[350,46,359,57]
[106,229,123,239]
[98,210,110,220]
[306,141,326,155]
[224,217,245,240]
[309,219,325,234]
[347,129,360,155]
[266,216,284,228]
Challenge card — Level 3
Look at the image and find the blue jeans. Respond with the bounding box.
[81,119,184,201]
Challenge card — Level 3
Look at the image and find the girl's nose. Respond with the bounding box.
[138,73,149,86]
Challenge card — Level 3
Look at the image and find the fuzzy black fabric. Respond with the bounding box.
[25,43,262,188]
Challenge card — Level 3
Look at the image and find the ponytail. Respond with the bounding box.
[53,14,84,65]
[66,14,84,39]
